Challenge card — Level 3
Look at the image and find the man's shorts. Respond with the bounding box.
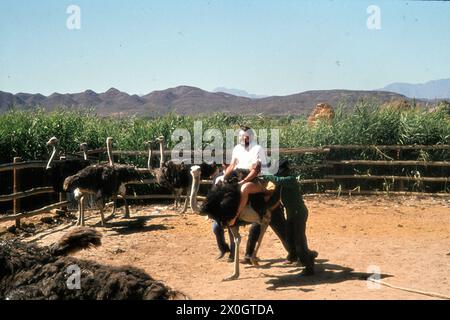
[251,176,269,189]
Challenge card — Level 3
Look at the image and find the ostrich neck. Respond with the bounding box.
[147,147,152,170]
[159,141,165,168]
[107,141,114,166]
[46,146,57,169]
[189,171,201,212]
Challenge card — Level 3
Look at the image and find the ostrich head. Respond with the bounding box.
[79,142,88,160]
[106,137,114,166]
[46,137,59,169]
[46,136,58,147]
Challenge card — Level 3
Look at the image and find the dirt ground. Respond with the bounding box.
[1,195,449,300]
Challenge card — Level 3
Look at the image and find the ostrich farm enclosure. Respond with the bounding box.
[1,195,449,300]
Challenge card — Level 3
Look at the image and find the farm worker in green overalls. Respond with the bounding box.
[263,159,317,276]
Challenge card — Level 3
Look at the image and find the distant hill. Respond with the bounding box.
[213,87,268,99]
[381,78,450,100]
[0,86,411,116]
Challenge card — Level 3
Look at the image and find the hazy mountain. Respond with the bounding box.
[253,90,408,115]
[0,91,24,112]
[213,87,268,99]
[141,86,252,115]
[0,86,411,116]
[96,88,146,114]
[381,78,450,99]
[15,92,46,105]
[70,90,102,106]
[41,93,78,110]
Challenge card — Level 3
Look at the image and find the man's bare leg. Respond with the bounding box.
[235,182,265,220]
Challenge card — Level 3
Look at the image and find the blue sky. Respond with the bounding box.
[1,0,449,96]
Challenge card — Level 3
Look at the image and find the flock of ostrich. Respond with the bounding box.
[1,135,245,300]
[45,136,217,225]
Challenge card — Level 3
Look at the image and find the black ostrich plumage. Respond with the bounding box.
[63,164,142,201]
[156,161,190,189]
[155,161,218,190]
[46,159,91,193]
[0,227,187,300]
[200,169,265,224]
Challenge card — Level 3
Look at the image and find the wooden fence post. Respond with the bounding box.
[13,157,21,228]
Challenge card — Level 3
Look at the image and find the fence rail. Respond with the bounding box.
[326,175,450,182]
[326,160,450,167]
[0,187,54,202]
[0,201,70,223]
[323,144,450,150]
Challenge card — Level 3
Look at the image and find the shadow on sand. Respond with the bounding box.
[262,258,393,291]
[94,215,174,235]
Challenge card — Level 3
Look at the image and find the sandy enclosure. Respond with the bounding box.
[1,195,449,300]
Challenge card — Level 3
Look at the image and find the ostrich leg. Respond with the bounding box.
[189,166,201,213]
[181,187,189,213]
[171,191,178,209]
[76,197,82,226]
[96,198,106,227]
[251,210,272,266]
[110,195,117,217]
[78,196,85,226]
[122,196,131,218]
[223,225,241,281]
[172,188,183,210]
[251,202,280,266]
[105,195,118,221]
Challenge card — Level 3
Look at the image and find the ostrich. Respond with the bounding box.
[0,227,188,300]
[149,136,191,212]
[45,137,90,194]
[149,137,219,213]
[199,169,280,281]
[80,142,89,160]
[63,137,142,226]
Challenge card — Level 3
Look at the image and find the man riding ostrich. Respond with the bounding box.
[201,127,317,280]
[201,126,279,280]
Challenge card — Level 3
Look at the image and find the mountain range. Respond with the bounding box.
[380,78,450,100]
[0,86,415,116]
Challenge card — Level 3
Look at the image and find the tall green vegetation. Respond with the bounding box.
[0,103,449,166]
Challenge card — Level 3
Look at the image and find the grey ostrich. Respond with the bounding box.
[63,137,142,226]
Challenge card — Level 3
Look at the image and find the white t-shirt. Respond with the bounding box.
[231,144,269,175]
